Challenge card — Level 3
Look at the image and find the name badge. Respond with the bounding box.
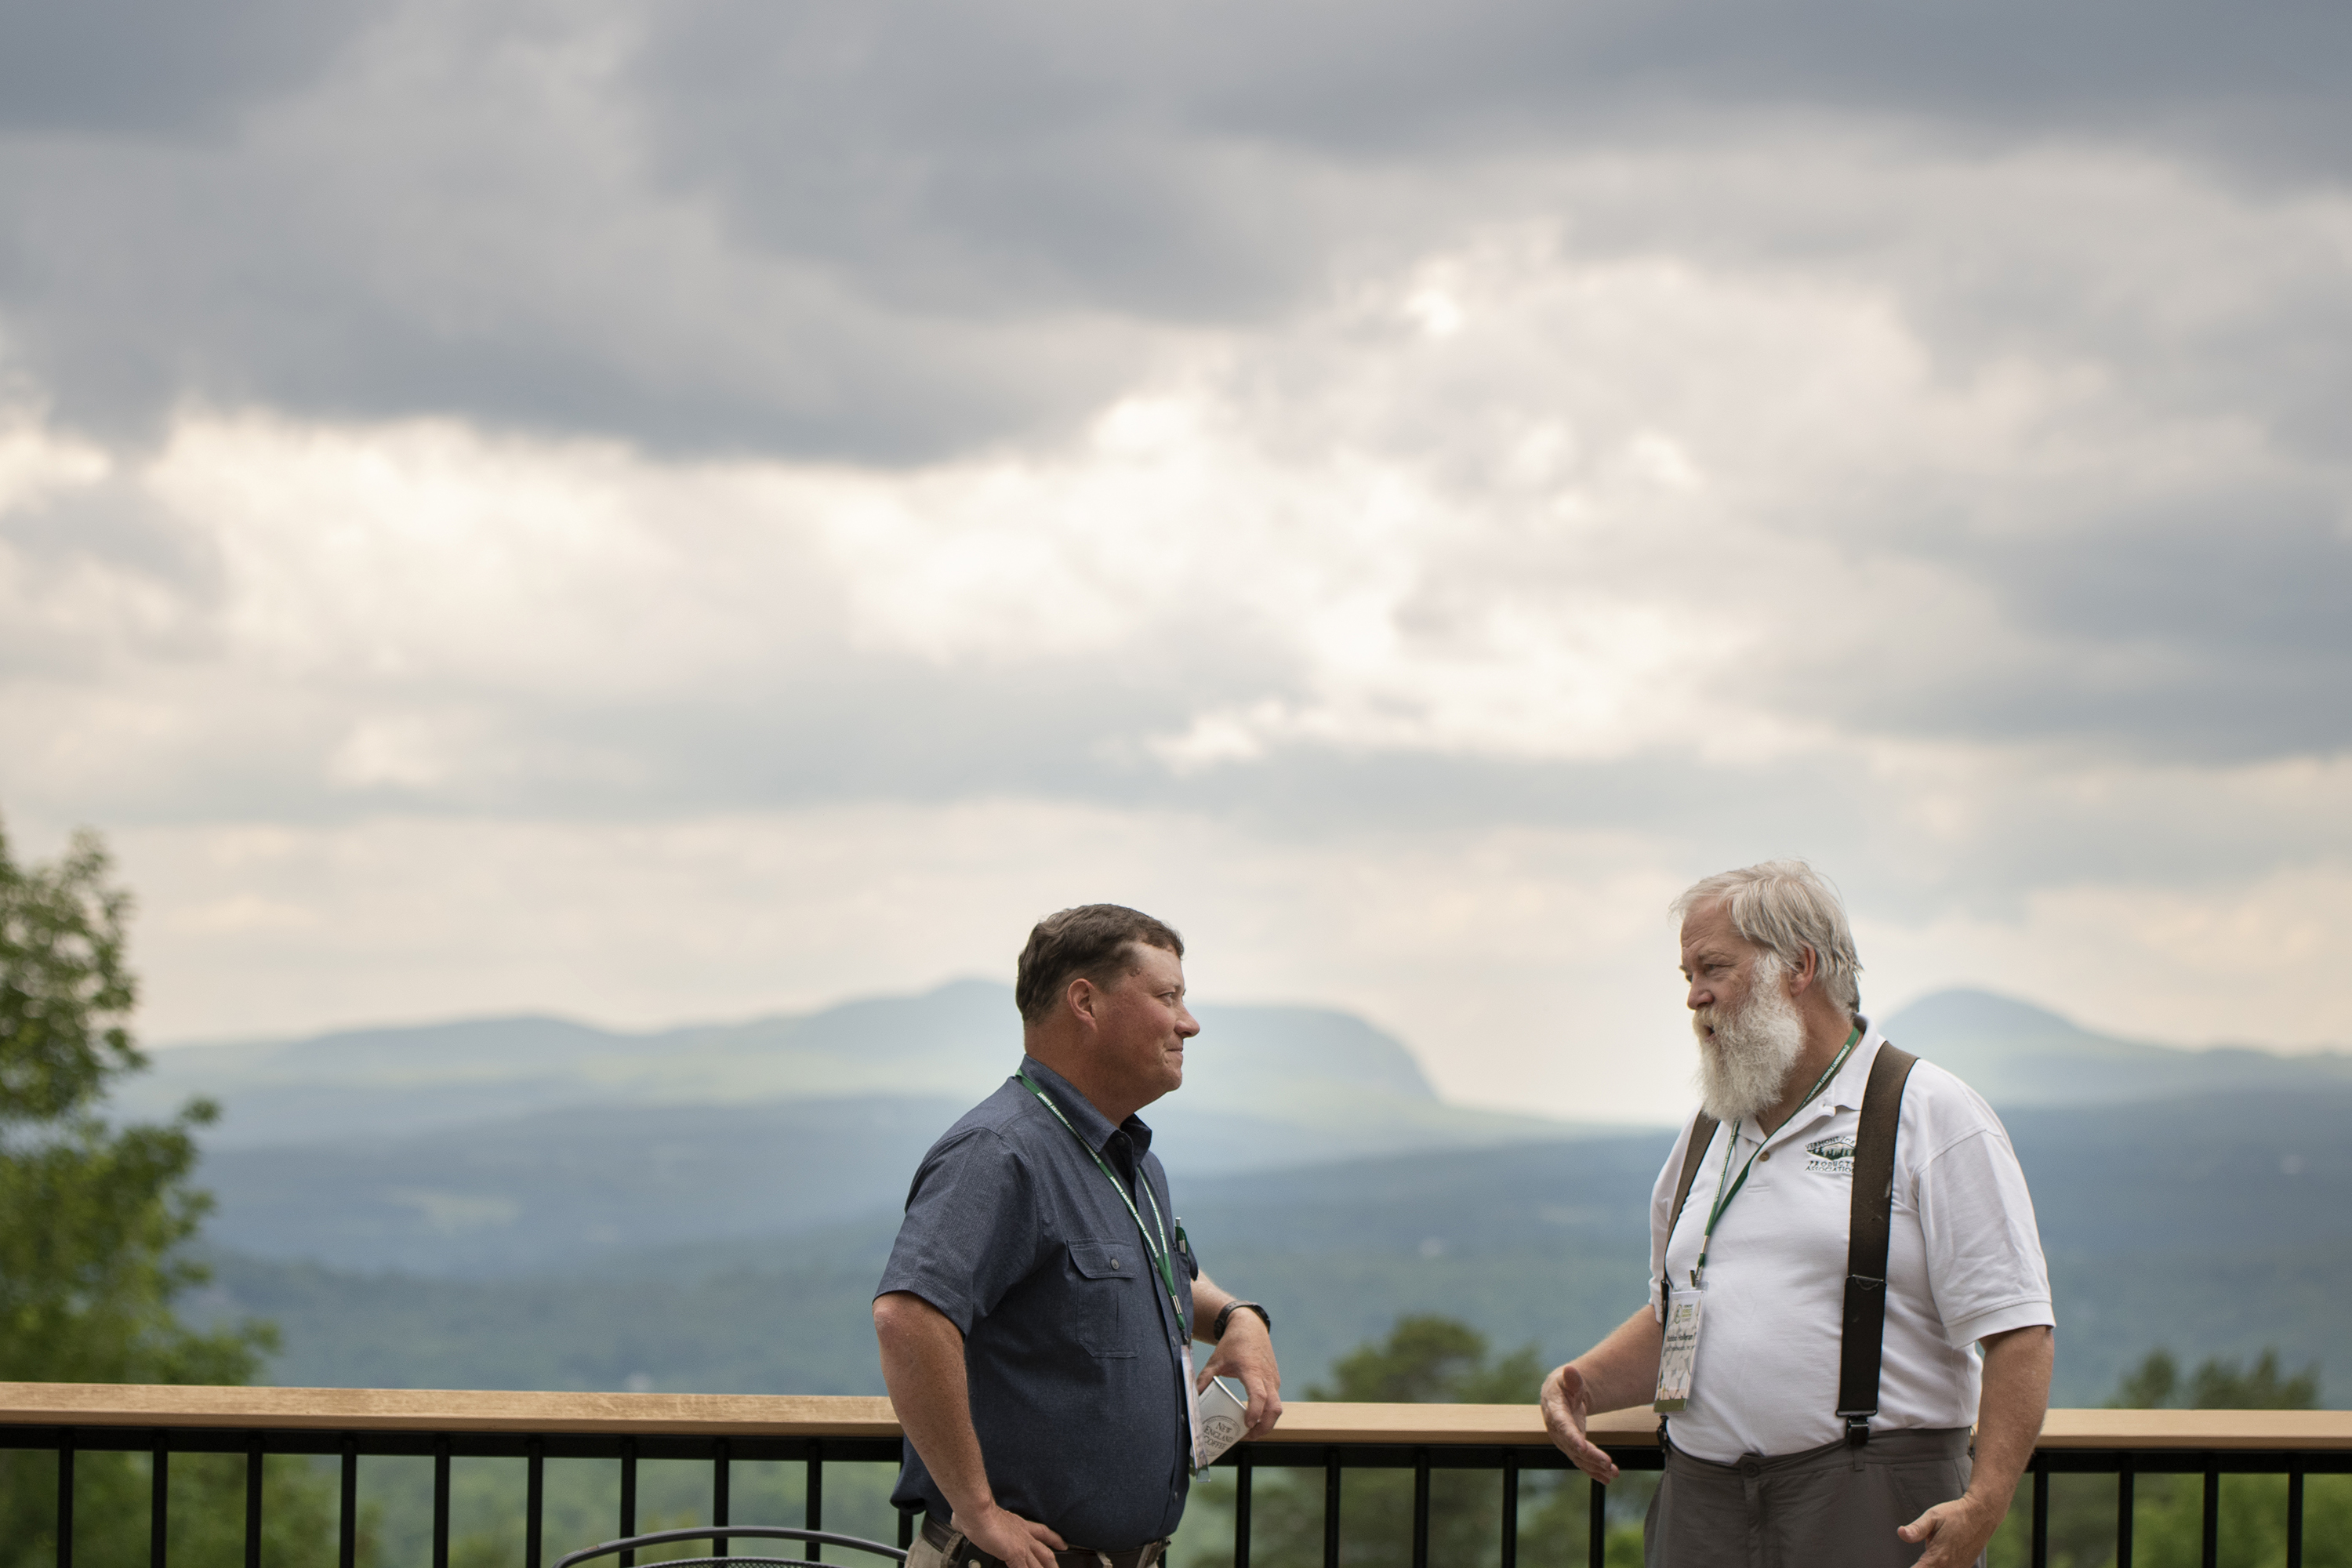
[1653,1285,1704,1413]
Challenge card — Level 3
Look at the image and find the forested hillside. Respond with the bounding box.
[199,1083,2347,1407]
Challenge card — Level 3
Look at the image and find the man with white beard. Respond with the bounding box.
[1541,861,2053,1568]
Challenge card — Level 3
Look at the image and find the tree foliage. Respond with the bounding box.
[1309,1315,1545,1406]
[0,822,270,1385]
[1179,1315,1646,1568]
[0,818,340,1568]
[2107,1345,2320,1411]
[0,827,141,1125]
[1985,1345,2336,1567]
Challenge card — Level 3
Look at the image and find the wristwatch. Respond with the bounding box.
[1213,1300,1272,1340]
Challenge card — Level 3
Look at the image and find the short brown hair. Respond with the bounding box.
[1014,905,1185,1025]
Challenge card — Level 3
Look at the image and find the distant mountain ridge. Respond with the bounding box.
[1883,988,2352,1107]
[146,980,2352,1405]
[141,982,1599,1273]
[124,979,1551,1149]
[132,981,2352,1147]
[137,981,2352,1279]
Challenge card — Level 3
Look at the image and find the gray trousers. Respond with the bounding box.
[1646,1425,1978,1568]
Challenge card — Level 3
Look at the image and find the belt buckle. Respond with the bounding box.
[931,1526,987,1568]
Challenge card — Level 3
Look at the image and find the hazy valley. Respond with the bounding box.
[143,983,2348,1408]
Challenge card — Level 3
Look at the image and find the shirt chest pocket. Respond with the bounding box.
[1065,1239,1138,1358]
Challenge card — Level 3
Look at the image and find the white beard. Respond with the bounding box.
[1693,957,1808,1124]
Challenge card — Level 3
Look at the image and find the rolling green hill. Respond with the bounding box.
[143,982,2352,1409]
[199,1087,2348,1408]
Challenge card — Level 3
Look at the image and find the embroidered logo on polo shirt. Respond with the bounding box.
[1805,1134,1857,1176]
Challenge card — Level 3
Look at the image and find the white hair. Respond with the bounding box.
[1671,858,1863,1015]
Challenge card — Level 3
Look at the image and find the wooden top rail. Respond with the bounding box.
[4,1385,2350,1450]
[0,1386,902,1439]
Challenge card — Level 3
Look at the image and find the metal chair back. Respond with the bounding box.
[553,1524,907,1568]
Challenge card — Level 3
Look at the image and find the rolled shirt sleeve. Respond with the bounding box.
[878,1126,1049,1334]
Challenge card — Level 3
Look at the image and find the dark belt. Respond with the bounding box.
[920,1515,1167,1568]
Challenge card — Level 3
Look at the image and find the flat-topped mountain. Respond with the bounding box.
[133,982,1596,1272]
[125,979,1570,1150]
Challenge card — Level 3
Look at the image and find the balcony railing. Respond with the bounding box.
[4,1383,2348,1568]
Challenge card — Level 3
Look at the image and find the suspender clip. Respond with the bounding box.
[1843,1411,1873,1468]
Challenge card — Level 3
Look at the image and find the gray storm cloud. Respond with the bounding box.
[0,0,2347,1065]
[3,0,2348,451]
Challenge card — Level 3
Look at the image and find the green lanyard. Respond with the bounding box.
[1017,1073,1189,1338]
[1691,1026,1860,1287]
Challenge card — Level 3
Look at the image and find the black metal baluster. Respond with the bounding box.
[1322,1453,1341,1568]
[526,1439,545,1568]
[1498,1454,1518,1568]
[245,1434,263,1568]
[713,1437,731,1559]
[1233,1449,1253,1568]
[151,1435,169,1568]
[56,1428,74,1568]
[2031,1452,2049,1568]
[1410,1449,1431,1568]
[806,1437,825,1563]
[2200,1460,2219,1568]
[339,1436,358,1568]
[619,1439,639,1568]
[2287,1457,2305,1568]
[2115,1458,2133,1568]
[44,1417,2345,1568]
[433,1437,452,1568]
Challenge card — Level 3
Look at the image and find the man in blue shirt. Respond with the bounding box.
[873,905,1284,1568]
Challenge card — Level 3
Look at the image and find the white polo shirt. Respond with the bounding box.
[1646,1026,2053,1464]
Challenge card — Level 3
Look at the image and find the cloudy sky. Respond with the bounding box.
[3,0,2347,1121]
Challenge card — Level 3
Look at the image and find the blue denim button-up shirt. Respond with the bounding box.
[877,1056,1198,1549]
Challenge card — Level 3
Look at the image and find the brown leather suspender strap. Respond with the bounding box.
[1659,1111,1720,1316]
[1837,1043,1918,1447]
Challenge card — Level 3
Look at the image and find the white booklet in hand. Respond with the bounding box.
[1195,1375,1251,1469]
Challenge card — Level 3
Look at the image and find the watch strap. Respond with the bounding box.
[1214,1300,1272,1340]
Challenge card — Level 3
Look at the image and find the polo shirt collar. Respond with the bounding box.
[1819,1016,1885,1114]
[1017,1054,1156,1158]
[1744,1018,1882,1149]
